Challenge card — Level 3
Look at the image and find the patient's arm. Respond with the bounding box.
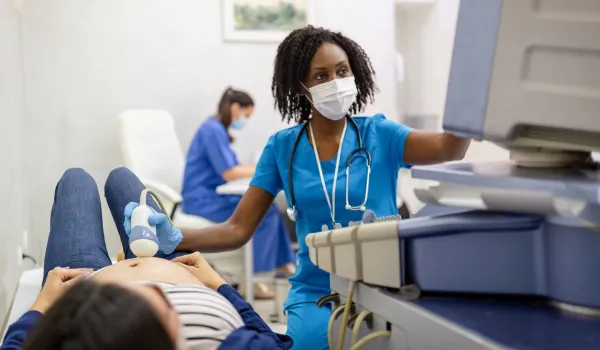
[222,164,255,182]
[0,268,89,350]
[0,311,42,350]
[218,285,293,349]
[178,186,274,252]
[173,253,293,349]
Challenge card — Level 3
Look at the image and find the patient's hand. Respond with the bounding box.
[31,267,91,314]
[172,253,227,291]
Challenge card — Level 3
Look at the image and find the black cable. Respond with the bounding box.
[170,202,180,220]
[21,253,38,265]
[398,203,410,219]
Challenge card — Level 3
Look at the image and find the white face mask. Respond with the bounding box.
[302,76,358,121]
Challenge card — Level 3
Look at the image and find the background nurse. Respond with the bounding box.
[181,87,296,299]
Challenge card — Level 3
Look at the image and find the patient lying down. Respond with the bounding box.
[0,168,292,350]
[24,255,287,350]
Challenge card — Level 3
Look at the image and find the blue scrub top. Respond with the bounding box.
[182,117,239,213]
[250,114,413,309]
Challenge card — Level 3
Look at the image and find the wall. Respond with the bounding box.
[0,0,29,322]
[311,0,398,121]
[18,0,398,260]
[19,0,286,258]
[396,0,460,124]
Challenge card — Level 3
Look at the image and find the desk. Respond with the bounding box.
[216,178,251,195]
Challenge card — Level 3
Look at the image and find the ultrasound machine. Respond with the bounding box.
[306,0,600,349]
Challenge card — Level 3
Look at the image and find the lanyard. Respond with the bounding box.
[309,119,348,229]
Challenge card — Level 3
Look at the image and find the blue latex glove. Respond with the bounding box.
[123,202,183,255]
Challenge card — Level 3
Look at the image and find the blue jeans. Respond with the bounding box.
[42,167,188,285]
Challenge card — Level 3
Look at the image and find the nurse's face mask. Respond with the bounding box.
[230,104,251,130]
[302,76,358,121]
[230,115,248,130]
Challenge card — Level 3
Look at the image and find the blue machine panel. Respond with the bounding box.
[415,296,600,350]
[398,210,600,308]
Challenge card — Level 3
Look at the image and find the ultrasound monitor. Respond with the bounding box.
[443,0,600,166]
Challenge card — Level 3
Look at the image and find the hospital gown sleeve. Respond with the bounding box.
[217,284,293,350]
[249,136,283,197]
[376,114,413,168]
[0,311,42,349]
[202,127,239,176]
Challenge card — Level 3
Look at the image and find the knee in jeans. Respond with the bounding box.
[107,167,132,181]
[61,168,95,186]
[105,167,133,189]
[58,168,98,197]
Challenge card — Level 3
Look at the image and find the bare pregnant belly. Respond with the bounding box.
[91,257,202,285]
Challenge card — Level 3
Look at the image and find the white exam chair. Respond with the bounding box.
[118,110,257,303]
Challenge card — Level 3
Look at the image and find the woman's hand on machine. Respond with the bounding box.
[31,267,92,314]
[124,202,183,254]
[172,252,227,291]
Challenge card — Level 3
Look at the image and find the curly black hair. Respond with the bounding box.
[272,25,377,124]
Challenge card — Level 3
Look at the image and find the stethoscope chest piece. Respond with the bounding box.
[287,206,298,222]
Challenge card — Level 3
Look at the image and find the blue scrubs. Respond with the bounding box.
[250,114,412,349]
[182,117,295,273]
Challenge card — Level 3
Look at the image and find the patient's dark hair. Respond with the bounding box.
[24,280,175,350]
[217,87,254,141]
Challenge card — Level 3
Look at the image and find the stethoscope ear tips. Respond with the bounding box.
[360,205,366,212]
[345,204,351,210]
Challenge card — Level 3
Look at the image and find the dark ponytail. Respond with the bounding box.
[217,87,254,142]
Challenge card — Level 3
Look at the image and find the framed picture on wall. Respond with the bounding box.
[223,0,311,42]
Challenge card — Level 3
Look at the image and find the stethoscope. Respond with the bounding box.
[286,116,372,226]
